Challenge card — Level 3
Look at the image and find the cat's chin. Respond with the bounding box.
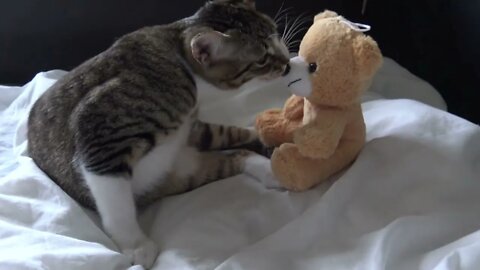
[258,70,285,81]
[233,76,279,92]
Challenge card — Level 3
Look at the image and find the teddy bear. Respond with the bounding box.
[255,10,383,191]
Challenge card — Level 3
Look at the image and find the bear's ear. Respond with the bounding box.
[314,10,338,22]
[353,35,383,78]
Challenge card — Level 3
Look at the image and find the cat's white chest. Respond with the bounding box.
[131,118,192,195]
[195,75,245,106]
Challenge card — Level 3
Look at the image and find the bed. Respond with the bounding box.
[1,55,479,270]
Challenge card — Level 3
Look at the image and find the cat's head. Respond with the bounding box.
[185,0,289,89]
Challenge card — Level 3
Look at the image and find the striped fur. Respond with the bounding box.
[27,0,285,210]
[27,1,286,267]
[189,121,257,151]
[136,150,251,208]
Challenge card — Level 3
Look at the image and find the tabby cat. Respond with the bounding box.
[27,0,288,268]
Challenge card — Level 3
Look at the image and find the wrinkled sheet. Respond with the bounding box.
[1,58,479,270]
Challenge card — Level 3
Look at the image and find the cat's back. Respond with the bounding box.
[30,24,190,126]
[27,40,132,207]
[27,24,194,209]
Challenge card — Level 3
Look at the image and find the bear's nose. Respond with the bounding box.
[282,63,291,76]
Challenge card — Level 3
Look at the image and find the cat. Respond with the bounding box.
[27,0,288,268]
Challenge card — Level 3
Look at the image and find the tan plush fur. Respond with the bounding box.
[255,10,383,191]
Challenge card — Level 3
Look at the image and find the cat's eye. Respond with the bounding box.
[257,55,268,66]
[308,63,317,73]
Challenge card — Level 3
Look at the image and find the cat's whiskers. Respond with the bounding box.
[285,26,309,45]
[275,8,294,26]
[273,0,285,22]
[284,14,309,41]
[281,14,291,42]
[273,1,293,25]
[268,33,280,39]
[286,40,302,51]
[281,13,310,52]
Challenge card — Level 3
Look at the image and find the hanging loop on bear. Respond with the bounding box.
[339,18,371,32]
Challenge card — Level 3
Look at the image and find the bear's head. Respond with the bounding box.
[295,10,383,107]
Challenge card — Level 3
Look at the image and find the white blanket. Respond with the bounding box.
[1,58,479,270]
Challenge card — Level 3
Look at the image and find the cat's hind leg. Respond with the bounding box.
[81,169,158,268]
[137,149,280,207]
[182,150,281,190]
[137,149,249,205]
[186,150,282,190]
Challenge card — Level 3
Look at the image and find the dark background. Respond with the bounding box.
[1,0,479,123]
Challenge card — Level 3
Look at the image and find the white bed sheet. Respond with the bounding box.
[1,58,479,270]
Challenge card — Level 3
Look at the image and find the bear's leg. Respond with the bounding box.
[271,140,364,191]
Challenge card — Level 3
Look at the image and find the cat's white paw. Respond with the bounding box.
[128,266,146,270]
[244,154,283,189]
[260,166,285,189]
[123,238,159,269]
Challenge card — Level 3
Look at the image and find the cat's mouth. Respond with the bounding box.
[259,62,290,81]
[259,70,287,81]
[282,63,291,76]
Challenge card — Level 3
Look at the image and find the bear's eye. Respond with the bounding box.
[308,63,317,73]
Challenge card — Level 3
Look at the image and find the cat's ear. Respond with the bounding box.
[191,30,233,66]
[212,0,255,9]
[242,0,255,9]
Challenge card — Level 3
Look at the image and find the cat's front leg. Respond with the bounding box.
[82,169,159,269]
[189,120,274,157]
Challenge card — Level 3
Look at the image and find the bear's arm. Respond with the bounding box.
[283,95,304,120]
[293,112,347,159]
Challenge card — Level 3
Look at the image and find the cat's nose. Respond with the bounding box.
[282,63,291,76]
